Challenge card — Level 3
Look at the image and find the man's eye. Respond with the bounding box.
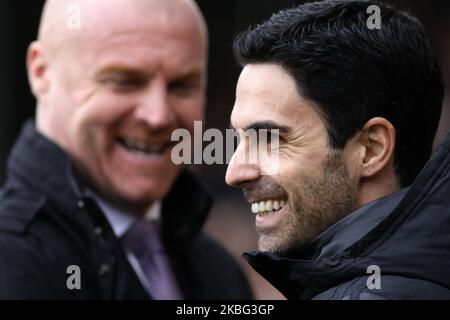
[267,131,282,143]
[103,76,147,91]
[169,81,199,96]
[249,130,281,143]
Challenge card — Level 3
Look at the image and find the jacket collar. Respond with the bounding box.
[7,120,212,243]
[243,189,408,299]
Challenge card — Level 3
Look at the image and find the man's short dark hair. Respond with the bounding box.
[233,0,444,187]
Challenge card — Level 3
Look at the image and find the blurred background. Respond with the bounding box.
[0,0,449,299]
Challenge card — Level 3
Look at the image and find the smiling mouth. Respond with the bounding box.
[116,137,170,157]
[251,198,287,216]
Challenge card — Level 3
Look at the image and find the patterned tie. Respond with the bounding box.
[122,219,183,300]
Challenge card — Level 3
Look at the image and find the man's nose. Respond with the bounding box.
[135,79,176,131]
[225,143,261,186]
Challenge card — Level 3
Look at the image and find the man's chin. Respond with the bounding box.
[257,233,285,254]
[102,181,173,214]
[104,192,158,216]
[117,187,168,203]
[111,174,174,197]
[257,231,307,256]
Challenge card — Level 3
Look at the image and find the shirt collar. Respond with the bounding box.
[86,190,161,238]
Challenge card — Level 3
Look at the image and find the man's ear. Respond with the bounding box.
[27,41,50,98]
[358,117,396,179]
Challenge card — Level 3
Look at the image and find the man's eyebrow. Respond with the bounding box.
[95,65,148,78]
[169,69,204,83]
[95,65,204,81]
[242,121,290,134]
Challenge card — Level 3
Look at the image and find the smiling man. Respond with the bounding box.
[226,0,450,299]
[0,0,251,299]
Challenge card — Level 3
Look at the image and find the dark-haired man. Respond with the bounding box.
[226,0,450,299]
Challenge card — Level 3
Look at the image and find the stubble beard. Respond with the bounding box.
[257,150,358,255]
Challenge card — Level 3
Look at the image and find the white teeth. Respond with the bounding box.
[273,200,280,210]
[259,201,265,212]
[250,199,287,214]
[120,138,165,155]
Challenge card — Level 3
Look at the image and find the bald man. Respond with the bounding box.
[0,0,252,299]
